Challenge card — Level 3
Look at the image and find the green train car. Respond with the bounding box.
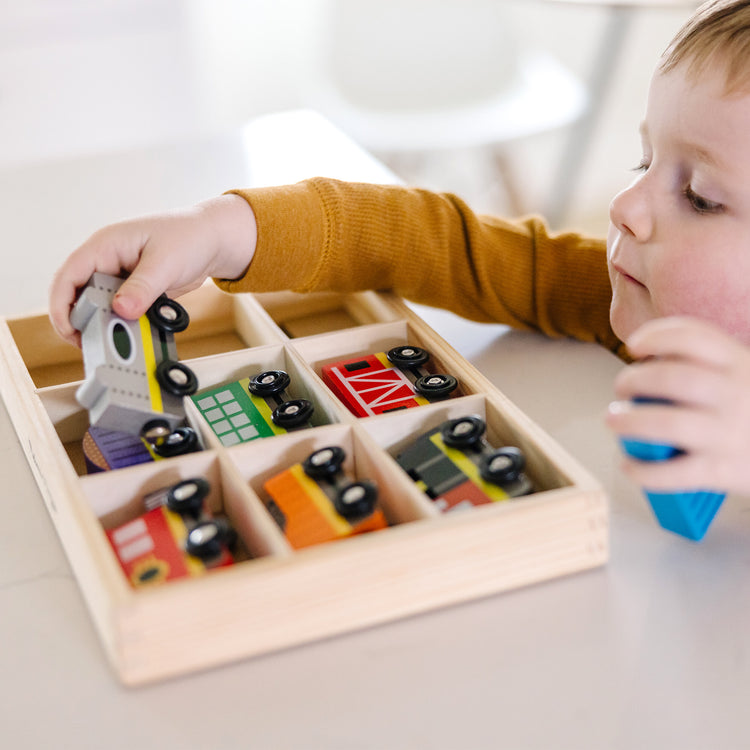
[191,370,313,447]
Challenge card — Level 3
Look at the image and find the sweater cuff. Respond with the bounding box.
[213,182,326,294]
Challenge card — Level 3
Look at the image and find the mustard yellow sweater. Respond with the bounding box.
[216,178,624,357]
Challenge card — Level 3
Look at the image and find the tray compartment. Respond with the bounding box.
[292,320,470,417]
[185,343,342,448]
[363,394,570,514]
[227,422,433,538]
[2,284,278,389]
[173,284,286,358]
[6,312,86,388]
[251,290,401,338]
[80,449,285,576]
[36,382,208,477]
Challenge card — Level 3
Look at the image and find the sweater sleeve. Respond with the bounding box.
[214,177,623,355]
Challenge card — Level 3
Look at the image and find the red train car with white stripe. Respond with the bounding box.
[322,345,458,417]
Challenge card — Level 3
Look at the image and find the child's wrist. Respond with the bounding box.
[202,194,258,281]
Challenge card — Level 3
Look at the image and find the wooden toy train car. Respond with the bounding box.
[263,446,386,549]
[71,272,198,438]
[106,477,236,587]
[396,415,534,512]
[191,369,314,447]
[321,345,458,417]
[82,424,200,473]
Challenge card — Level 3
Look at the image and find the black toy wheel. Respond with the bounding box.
[386,345,430,369]
[152,426,199,458]
[140,418,171,444]
[165,477,210,517]
[440,415,486,449]
[248,370,291,397]
[156,360,199,396]
[303,446,346,479]
[147,296,190,333]
[334,480,378,521]
[271,398,314,429]
[479,447,525,485]
[185,519,235,560]
[414,373,458,399]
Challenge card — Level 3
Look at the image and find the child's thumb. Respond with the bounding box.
[111,275,160,320]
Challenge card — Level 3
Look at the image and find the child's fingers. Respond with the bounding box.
[610,401,729,492]
[111,243,209,321]
[606,398,715,454]
[48,223,151,340]
[625,316,739,367]
[48,249,110,345]
[48,274,82,345]
[613,357,726,408]
[617,451,717,492]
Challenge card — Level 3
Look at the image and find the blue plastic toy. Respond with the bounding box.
[620,398,725,541]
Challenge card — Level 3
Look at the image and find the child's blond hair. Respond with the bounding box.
[660,0,750,93]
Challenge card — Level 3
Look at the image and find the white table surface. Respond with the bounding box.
[2,110,748,750]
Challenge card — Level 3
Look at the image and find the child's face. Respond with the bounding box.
[607,60,750,345]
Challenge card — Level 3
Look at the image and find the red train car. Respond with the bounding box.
[321,345,457,418]
[106,478,235,587]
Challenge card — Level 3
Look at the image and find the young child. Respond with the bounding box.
[48,0,750,498]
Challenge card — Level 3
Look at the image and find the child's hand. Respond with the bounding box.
[49,194,257,347]
[606,316,750,496]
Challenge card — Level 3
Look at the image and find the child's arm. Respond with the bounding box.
[50,178,620,355]
[606,316,750,496]
[49,194,257,346]
[219,180,619,350]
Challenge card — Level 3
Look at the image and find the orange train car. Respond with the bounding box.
[263,446,386,549]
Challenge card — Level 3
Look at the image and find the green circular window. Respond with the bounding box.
[111,322,132,361]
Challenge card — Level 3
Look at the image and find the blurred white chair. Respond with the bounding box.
[306,0,588,214]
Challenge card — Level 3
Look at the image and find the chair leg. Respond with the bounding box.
[380,146,526,217]
[544,7,635,228]
[493,148,526,217]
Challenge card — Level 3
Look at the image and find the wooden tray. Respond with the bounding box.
[0,284,608,685]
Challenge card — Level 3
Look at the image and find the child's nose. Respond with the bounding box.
[609,177,653,242]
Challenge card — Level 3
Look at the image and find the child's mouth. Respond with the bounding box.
[614,263,645,288]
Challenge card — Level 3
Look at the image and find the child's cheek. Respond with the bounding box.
[654,261,750,342]
[647,255,698,317]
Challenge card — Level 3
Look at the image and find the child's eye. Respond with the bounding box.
[684,185,724,214]
[631,159,649,173]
